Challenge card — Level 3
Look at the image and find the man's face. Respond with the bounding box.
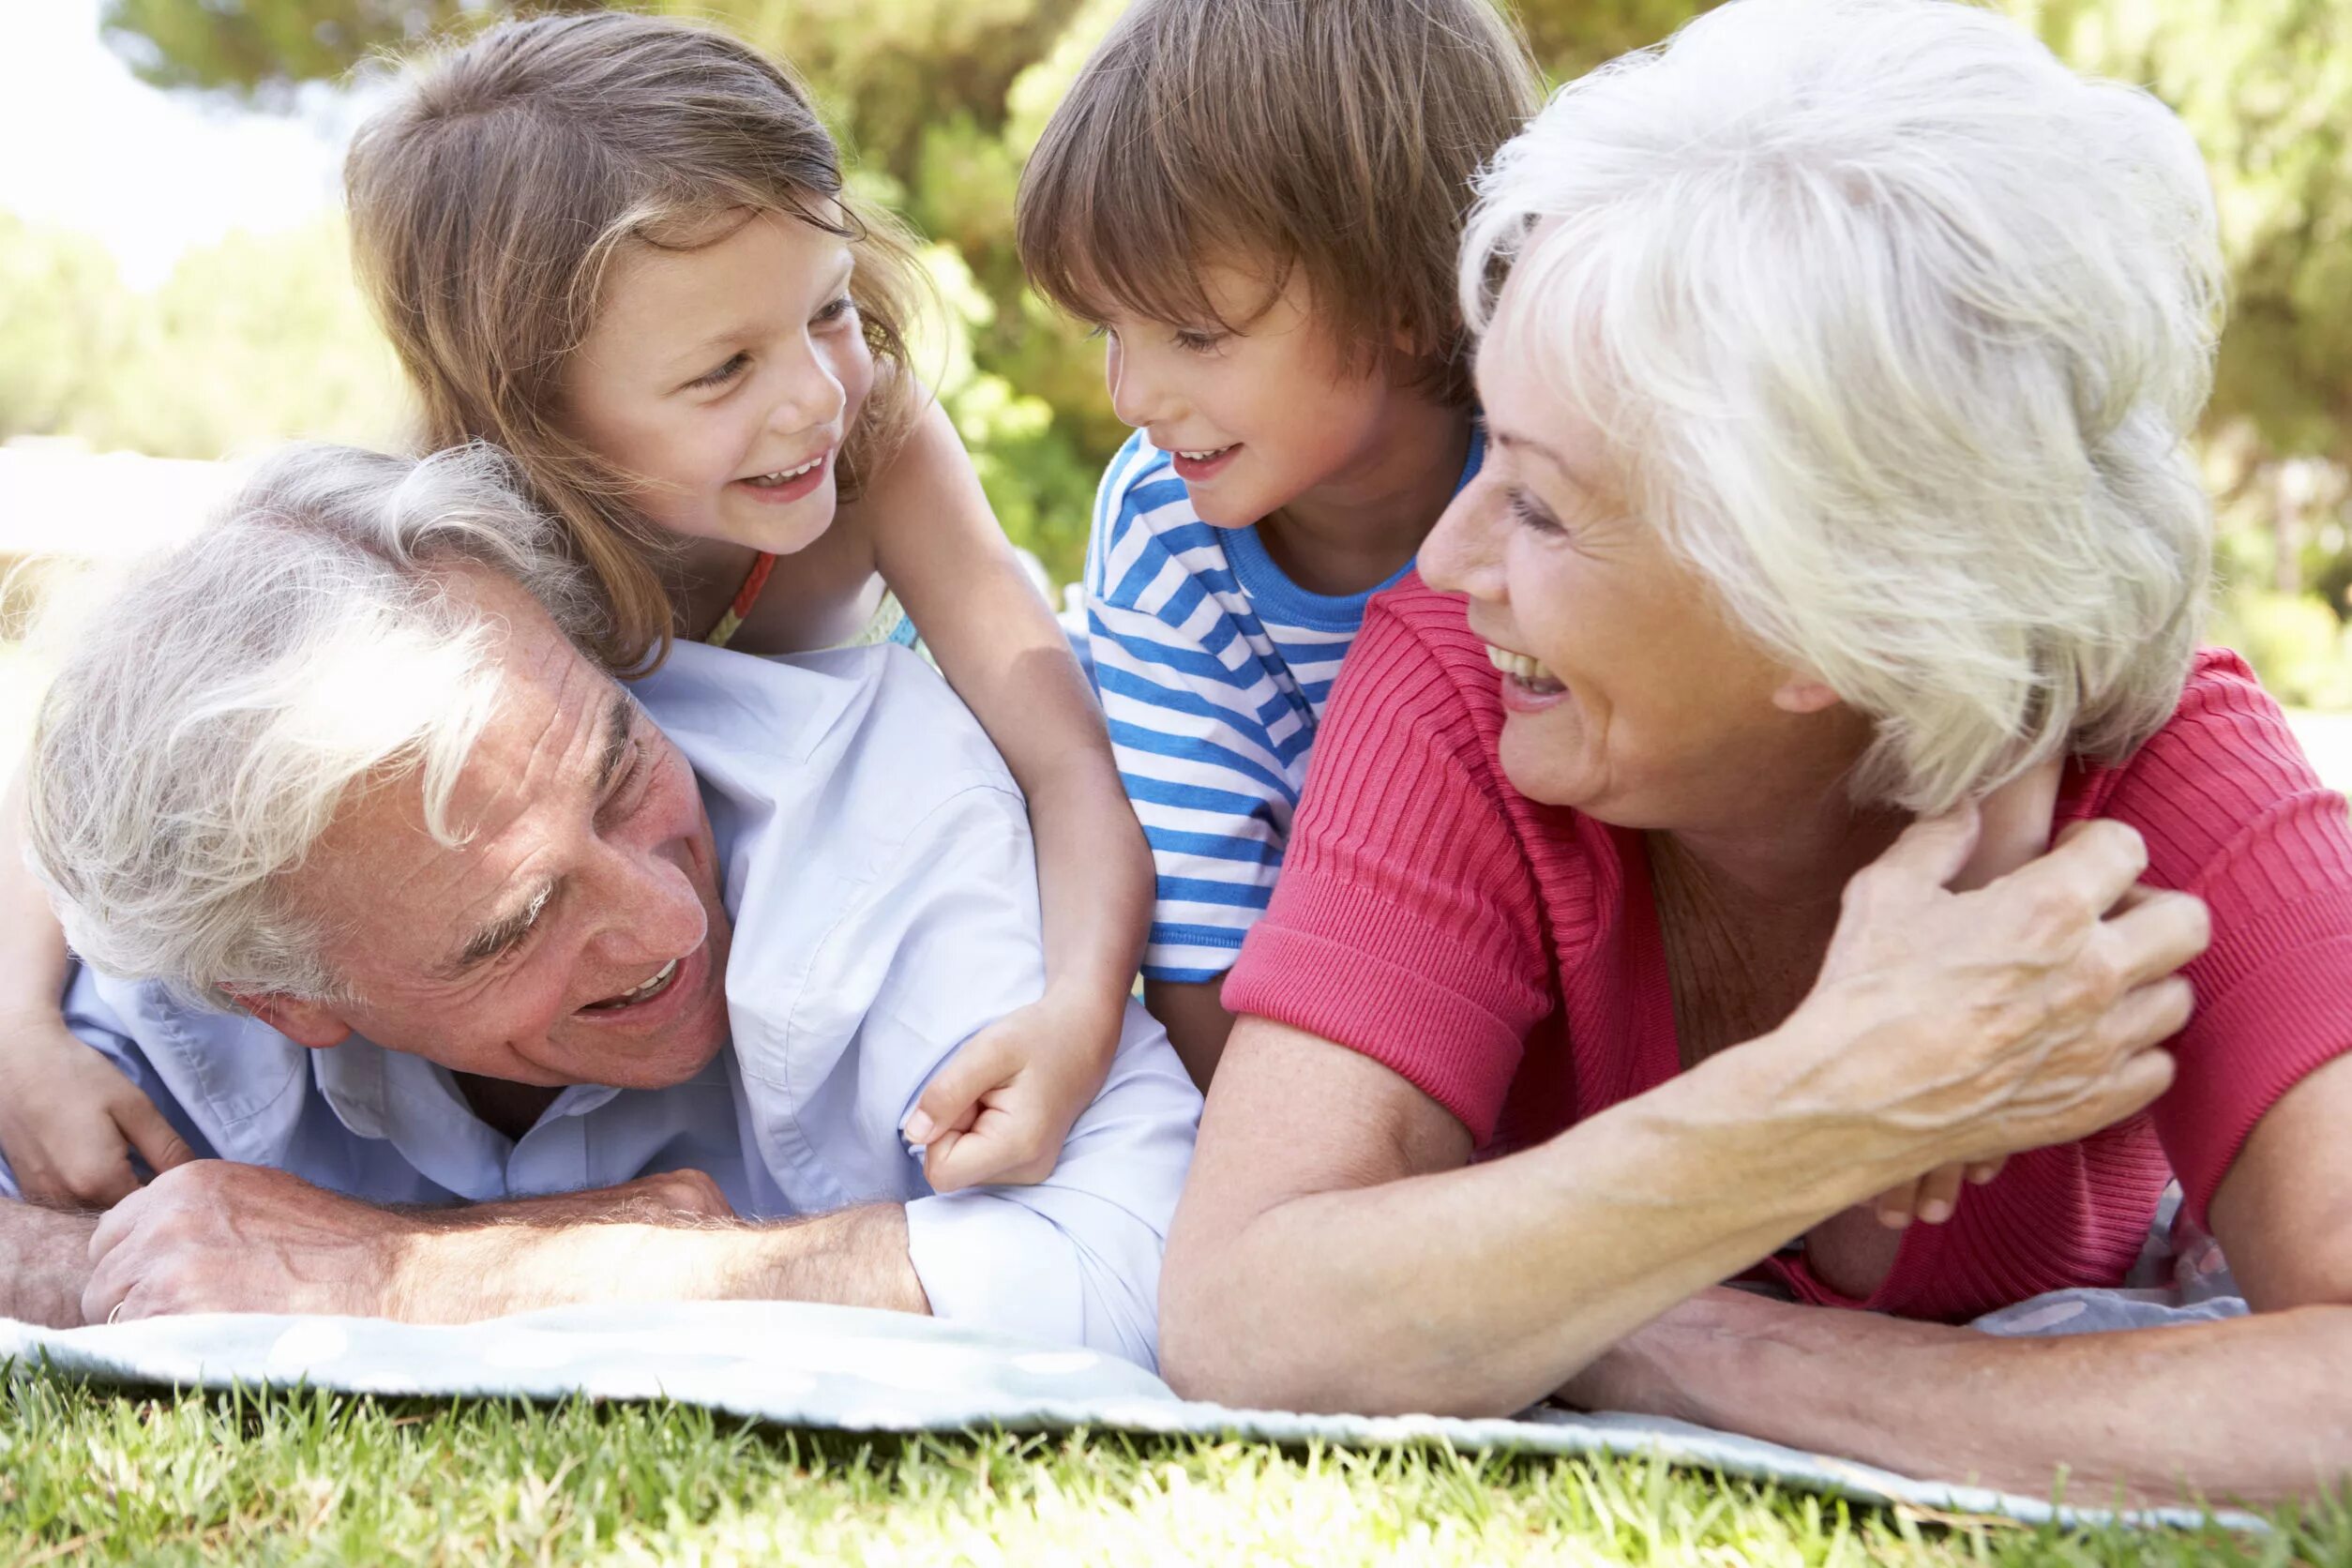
[267,568,733,1090]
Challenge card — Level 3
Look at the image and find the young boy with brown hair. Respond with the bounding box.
[1017,0,1542,1082]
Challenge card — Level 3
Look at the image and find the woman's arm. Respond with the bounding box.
[1563,1288,2352,1506]
[867,399,1154,1185]
[1161,812,2207,1414]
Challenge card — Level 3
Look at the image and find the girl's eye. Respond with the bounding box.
[814,294,858,327]
[1507,488,1568,536]
[687,353,749,391]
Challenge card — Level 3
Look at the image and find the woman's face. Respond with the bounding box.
[560,208,874,558]
[1419,285,1851,829]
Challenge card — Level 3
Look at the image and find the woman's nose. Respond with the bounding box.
[1419,477,1506,600]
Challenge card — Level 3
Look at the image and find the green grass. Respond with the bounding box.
[4,1370,2344,1565]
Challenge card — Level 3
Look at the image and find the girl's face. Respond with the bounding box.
[561,208,874,557]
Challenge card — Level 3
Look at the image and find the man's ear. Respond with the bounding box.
[225,991,354,1050]
[1771,673,1843,715]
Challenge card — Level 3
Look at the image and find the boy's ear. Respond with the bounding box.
[226,990,354,1051]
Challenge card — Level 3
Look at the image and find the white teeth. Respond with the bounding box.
[1485,643,1561,687]
[1176,447,1230,461]
[591,957,679,1011]
[751,455,823,484]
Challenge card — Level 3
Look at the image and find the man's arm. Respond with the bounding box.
[81,1161,928,1325]
[0,1199,100,1328]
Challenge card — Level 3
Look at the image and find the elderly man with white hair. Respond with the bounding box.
[1164,0,2352,1502]
[0,444,1199,1367]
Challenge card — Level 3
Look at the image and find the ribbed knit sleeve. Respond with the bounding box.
[2087,649,2352,1226]
[1222,590,1558,1142]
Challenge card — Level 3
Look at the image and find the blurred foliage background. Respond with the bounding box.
[6,0,2349,701]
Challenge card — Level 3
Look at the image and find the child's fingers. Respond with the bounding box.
[1872,1178,1924,1229]
[53,1150,143,1209]
[113,1095,196,1180]
[1910,1163,1968,1225]
[904,1036,1014,1150]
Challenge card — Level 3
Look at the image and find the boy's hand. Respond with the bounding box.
[901,989,1123,1193]
[1861,757,2061,1229]
[0,1016,196,1208]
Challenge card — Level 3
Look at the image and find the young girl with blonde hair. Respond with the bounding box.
[0,10,1151,1201]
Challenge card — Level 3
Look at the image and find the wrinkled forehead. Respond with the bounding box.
[289,567,620,949]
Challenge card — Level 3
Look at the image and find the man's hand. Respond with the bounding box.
[0,1017,195,1208]
[901,988,1121,1192]
[83,1162,405,1323]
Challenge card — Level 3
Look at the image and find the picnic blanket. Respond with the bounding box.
[1,1281,2258,1534]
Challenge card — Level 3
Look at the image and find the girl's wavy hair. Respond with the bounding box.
[347,9,927,672]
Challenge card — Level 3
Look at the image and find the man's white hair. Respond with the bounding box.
[28,444,606,1011]
[1461,0,2225,812]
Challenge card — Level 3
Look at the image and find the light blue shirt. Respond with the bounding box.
[11,641,1201,1369]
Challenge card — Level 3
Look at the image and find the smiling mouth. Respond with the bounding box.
[1485,642,1566,695]
[580,957,682,1013]
[741,452,828,488]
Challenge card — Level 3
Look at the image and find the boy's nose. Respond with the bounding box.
[1104,335,1169,429]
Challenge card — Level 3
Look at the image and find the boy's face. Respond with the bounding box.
[1097,262,1405,529]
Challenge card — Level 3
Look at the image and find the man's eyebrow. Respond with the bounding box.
[441,695,633,979]
[449,881,556,976]
[593,691,633,795]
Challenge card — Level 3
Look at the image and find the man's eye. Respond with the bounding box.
[686,353,750,391]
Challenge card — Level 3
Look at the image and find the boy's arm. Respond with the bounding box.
[0,765,195,1205]
[1144,978,1236,1090]
[866,399,1153,1179]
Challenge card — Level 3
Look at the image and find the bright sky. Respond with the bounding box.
[0,0,369,288]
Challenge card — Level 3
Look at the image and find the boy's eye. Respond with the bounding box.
[686,353,749,391]
[1171,327,1228,355]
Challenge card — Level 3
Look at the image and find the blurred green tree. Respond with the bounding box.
[79,0,2352,604]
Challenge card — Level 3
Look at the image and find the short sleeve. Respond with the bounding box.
[2095,652,2352,1225]
[1222,596,1554,1143]
[1085,441,1301,983]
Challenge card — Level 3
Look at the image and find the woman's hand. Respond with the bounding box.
[0,1017,194,1207]
[1779,806,2209,1188]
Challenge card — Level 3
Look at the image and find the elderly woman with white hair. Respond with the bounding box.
[1162,0,2352,1502]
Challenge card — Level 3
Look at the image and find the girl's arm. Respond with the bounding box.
[0,764,192,1206]
[867,398,1154,1191]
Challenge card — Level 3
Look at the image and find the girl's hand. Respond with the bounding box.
[901,989,1124,1192]
[0,1016,195,1207]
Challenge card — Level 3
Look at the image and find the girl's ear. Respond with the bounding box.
[224,991,354,1051]
[1771,674,1842,715]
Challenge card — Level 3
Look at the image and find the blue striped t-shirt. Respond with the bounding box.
[1085,428,1486,983]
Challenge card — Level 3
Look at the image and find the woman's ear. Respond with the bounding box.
[224,991,354,1051]
[1770,674,1842,714]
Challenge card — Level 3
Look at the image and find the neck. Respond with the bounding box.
[669,536,762,641]
[1654,736,1904,912]
[456,1074,564,1142]
[1259,398,1471,597]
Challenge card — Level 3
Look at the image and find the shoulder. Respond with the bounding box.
[2073,647,2349,896]
[1319,575,1516,777]
[1088,435,1228,610]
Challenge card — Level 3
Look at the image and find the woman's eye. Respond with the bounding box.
[1507,488,1568,536]
[687,353,749,391]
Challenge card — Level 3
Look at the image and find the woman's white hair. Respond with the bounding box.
[28,443,606,1011]
[1462,0,2225,812]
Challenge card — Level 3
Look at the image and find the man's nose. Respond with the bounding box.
[1418,475,1507,601]
[586,842,707,965]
